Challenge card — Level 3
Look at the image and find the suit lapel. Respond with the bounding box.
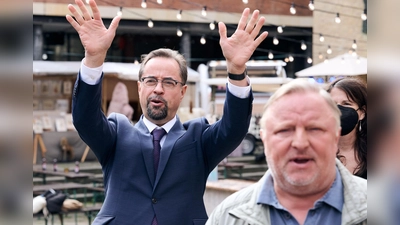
[136,119,156,187]
[153,119,185,189]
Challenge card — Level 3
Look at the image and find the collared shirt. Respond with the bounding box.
[142,115,176,147]
[257,168,344,225]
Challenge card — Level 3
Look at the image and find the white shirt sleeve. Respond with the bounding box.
[226,76,251,99]
[80,58,103,85]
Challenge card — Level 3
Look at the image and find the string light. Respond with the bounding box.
[201,6,207,17]
[148,19,153,28]
[319,34,325,42]
[308,0,315,11]
[361,9,367,21]
[277,26,283,33]
[42,53,48,60]
[301,40,307,50]
[177,27,183,37]
[324,56,329,63]
[85,0,89,4]
[200,35,206,44]
[284,57,289,63]
[289,55,294,62]
[327,45,332,54]
[273,37,279,45]
[141,0,147,9]
[352,39,357,49]
[290,3,296,15]
[176,10,182,20]
[335,13,341,23]
[352,50,357,56]
[318,52,323,59]
[242,0,248,4]
[209,21,216,30]
[157,0,162,4]
[268,52,274,59]
[307,57,313,64]
[117,7,122,16]
[134,59,139,65]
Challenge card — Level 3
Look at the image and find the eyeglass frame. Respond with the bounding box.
[140,76,185,89]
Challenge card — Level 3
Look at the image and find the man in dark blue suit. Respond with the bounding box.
[66,0,268,224]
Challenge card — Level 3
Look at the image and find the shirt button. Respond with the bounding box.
[284,213,291,219]
[152,198,157,204]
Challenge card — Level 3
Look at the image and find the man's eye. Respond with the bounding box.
[163,80,175,86]
[146,79,157,84]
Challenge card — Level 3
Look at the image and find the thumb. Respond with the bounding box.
[218,22,227,43]
[109,15,121,33]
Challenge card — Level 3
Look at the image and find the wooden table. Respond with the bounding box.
[33,168,95,184]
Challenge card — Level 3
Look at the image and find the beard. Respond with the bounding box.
[146,96,168,121]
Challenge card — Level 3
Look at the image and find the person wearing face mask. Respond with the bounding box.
[327,77,367,179]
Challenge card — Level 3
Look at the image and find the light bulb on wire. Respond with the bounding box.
[209,21,216,30]
[177,28,183,37]
[277,26,283,33]
[289,55,294,62]
[200,35,206,45]
[335,13,341,23]
[148,19,153,28]
[327,45,332,54]
[242,0,248,4]
[308,0,315,11]
[319,34,325,42]
[301,41,307,50]
[290,3,296,15]
[201,6,207,17]
[176,10,182,20]
[324,56,329,63]
[117,7,122,16]
[268,52,274,59]
[141,0,147,8]
[284,57,289,63]
[157,0,162,4]
[352,40,357,49]
[318,52,323,59]
[307,57,313,64]
[361,9,367,21]
[273,37,279,45]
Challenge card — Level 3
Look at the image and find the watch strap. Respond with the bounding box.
[228,69,247,80]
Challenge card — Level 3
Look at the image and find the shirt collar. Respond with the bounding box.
[143,115,176,134]
[257,167,344,212]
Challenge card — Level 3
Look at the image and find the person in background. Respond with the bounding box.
[327,77,367,179]
[66,0,268,224]
[206,79,367,225]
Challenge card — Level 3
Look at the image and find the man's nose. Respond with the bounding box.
[291,129,309,150]
[153,81,164,93]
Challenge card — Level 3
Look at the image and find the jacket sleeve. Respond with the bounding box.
[71,72,117,165]
[202,85,253,172]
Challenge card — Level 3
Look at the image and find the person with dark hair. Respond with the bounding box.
[327,77,367,179]
[66,0,268,224]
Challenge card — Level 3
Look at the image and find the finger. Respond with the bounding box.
[108,15,121,33]
[75,0,92,21]
[89,0,101,20]
[244,10,259,34]
[236,8,250,31]
[66,14,81,32]
[218,22,227,43]
[250,16,265,40]
[67,4,85,25]
[252,31,268,49]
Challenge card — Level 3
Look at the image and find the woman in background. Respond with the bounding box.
[327,77,367,179]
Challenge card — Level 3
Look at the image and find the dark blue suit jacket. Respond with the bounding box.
[72,73,253,225]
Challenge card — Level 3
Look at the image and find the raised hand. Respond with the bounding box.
[218,8,268,75]
[66,0,121,67]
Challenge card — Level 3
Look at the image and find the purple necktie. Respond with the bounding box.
[151,128,166,225]
[152,128,166,176]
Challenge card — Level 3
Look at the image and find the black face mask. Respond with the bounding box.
[338,105,359,136]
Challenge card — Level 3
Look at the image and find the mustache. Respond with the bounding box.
[148,96,167,105]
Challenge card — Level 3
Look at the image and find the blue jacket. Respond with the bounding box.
[72,73,253,225]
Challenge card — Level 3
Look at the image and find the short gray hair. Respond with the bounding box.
[260,79,340,129]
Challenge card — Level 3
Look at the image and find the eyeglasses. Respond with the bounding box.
[140,77,185,89]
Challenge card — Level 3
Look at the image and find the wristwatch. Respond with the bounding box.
[228,69,247,81]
